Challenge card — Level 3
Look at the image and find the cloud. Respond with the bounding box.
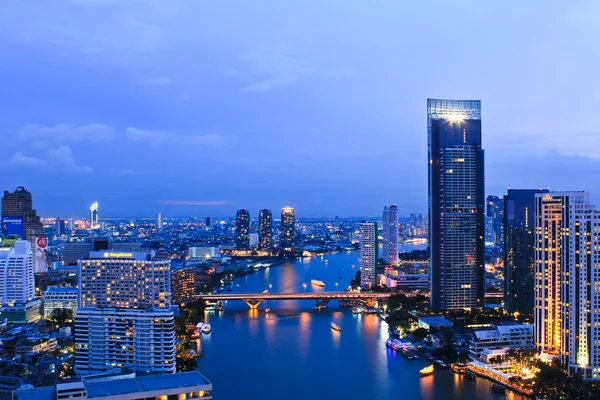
[47,145,92,173]
[19,123,115,142]
[126,127,228,148]
[158,200,231,206]
[10,152,47,167]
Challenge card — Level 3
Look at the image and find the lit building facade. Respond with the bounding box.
[90,201,99,229]
[382,205,399,265]
[280,207,296,250]
[360,222,378,288]
[235,209,250,250]
[427,98,485,311]
[534,192,600,379]
[486,195,504,245]
[43,286,78,317]
[171,265,196,304]
[504,189,548,316]
[157,212,163,231]
[0,241,40,323]
[470,323,534,366]
[1,186,43,241]
[75,251,175,375]
[258,209,273,250]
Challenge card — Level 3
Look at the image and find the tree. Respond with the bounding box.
[48,308,73,326]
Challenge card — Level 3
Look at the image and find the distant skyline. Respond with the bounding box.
[2,1,600,217]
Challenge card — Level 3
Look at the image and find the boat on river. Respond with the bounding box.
[491,383,506,393]
[311,280,325,287]
[202,323,211,334]
[265,308,271,314]
[465,370,476,380]
[330,322,342,331]
[451,363,465,374]
[420,365,434,376]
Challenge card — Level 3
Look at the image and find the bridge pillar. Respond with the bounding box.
[315,299,331,309]
[243,299,263,309]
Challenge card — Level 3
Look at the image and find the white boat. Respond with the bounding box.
[420,365,434,376]
[202,323,211,334]
[311,280,325,287]
[195,322,204,332]
[330,322,342,331]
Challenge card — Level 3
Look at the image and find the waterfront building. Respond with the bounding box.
[13,370,212,400]
[360,222,378,288]
[382,205,399,265]
[470,323,534,366]
[75,251,175,375]
[503,189,548,316]
[1,186,43,241]
[0,241,41,323]
[43,286,78,317]
[259,209,273,250]
[383,272,429,290]
[280,207,296,250]
[486,195,504,246]
[534,191,600,379]
[427,98,485,311]
[235,209,250,250]
[171,265,196,304]
[90,201,99,229]
[157,212,163,231]
[187,246,220,260]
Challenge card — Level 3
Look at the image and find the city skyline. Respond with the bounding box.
[2,2,600,217]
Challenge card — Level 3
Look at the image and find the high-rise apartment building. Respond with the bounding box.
[504,189,548,316]
[1,187,43,241]
[258,209,273,250]
[89,201,99,229]
[157,212,163,231]
[0,241,41,323]
[360,222,378,288]
[486,195,504,246]
[280,207,295,250]
[55,218,65,237]
[205,217,211,227]
[427,98,485,311]
[382,205,399,265]
[534,192,600,379]
[75,251,175,375]
[235,209,250,250]
[171,266,196,304]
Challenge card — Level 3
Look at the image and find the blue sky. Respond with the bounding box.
[1,1,600,217]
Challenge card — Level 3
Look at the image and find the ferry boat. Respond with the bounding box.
[201,323,211,334]
[330,322,342,332]
[451,363,465,374]
[419,365,434,376]
[465,370,476,380]
[324,260,329,264]
[311,280,326,287]
[195,322,204,332]
[434,359,448,368]
[491,383,506,393]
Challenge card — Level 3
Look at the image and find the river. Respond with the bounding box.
[197,244,522,399]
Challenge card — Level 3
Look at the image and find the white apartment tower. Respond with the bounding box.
[382,205,399,265]
[534,192,600,379]
[360,222,378,288]
[0,241,35,305]
[75,251,175,375]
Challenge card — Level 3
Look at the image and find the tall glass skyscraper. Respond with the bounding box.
[503,188,548,316]
[90,201,99,229]
[235,209,250,249]
[486,195,503,246]
[280,207,295,250]
[382,205,399,265]
[258,209,273,250]
[427,98,485,311]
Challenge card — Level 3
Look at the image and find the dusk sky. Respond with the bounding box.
[2,1,600,218]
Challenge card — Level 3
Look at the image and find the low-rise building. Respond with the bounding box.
[384,272,429,290]
[43,287,78,318]
[469,323,534,366]
[16,335,57,355]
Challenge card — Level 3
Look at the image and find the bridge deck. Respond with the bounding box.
[197,292,392,301]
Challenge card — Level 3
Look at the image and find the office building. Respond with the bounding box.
[171,265,196,304]
[0,241,41,323]
[503,189,548,316]
[1,186,43,241]
[534,192,600,379]
[55,218,65,237]
[157,212,163,231]
[360,222,378,288]
[90,201,99,229]
[382,204,399,265]
[258,209,273,250]
[62,240,141,265]
[205,217,211,227]
[235,209,250,250]
[470,323,534,366]
[427,98,485,311]
[75,251,175,375]
[13,371,213,400]
[43,286,78,318]
[280,207,295,250]
[486,195,504,245]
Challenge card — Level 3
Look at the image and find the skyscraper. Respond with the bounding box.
[258,209,273,250]
[360,222,378,288]
[534,192,600,379]
[486,195,504,246]
[427,98,485,311]
[503,189,548,316]
[280,207,295,250]
[382,205,399,265]
[235,209,250,250]
[157,212,163,231]
[55,218,65,237]
[0,241,41,323]
[205,217,211,227]
[1,187,43,241]
[89,201,99,229]
[75,251,175,375]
